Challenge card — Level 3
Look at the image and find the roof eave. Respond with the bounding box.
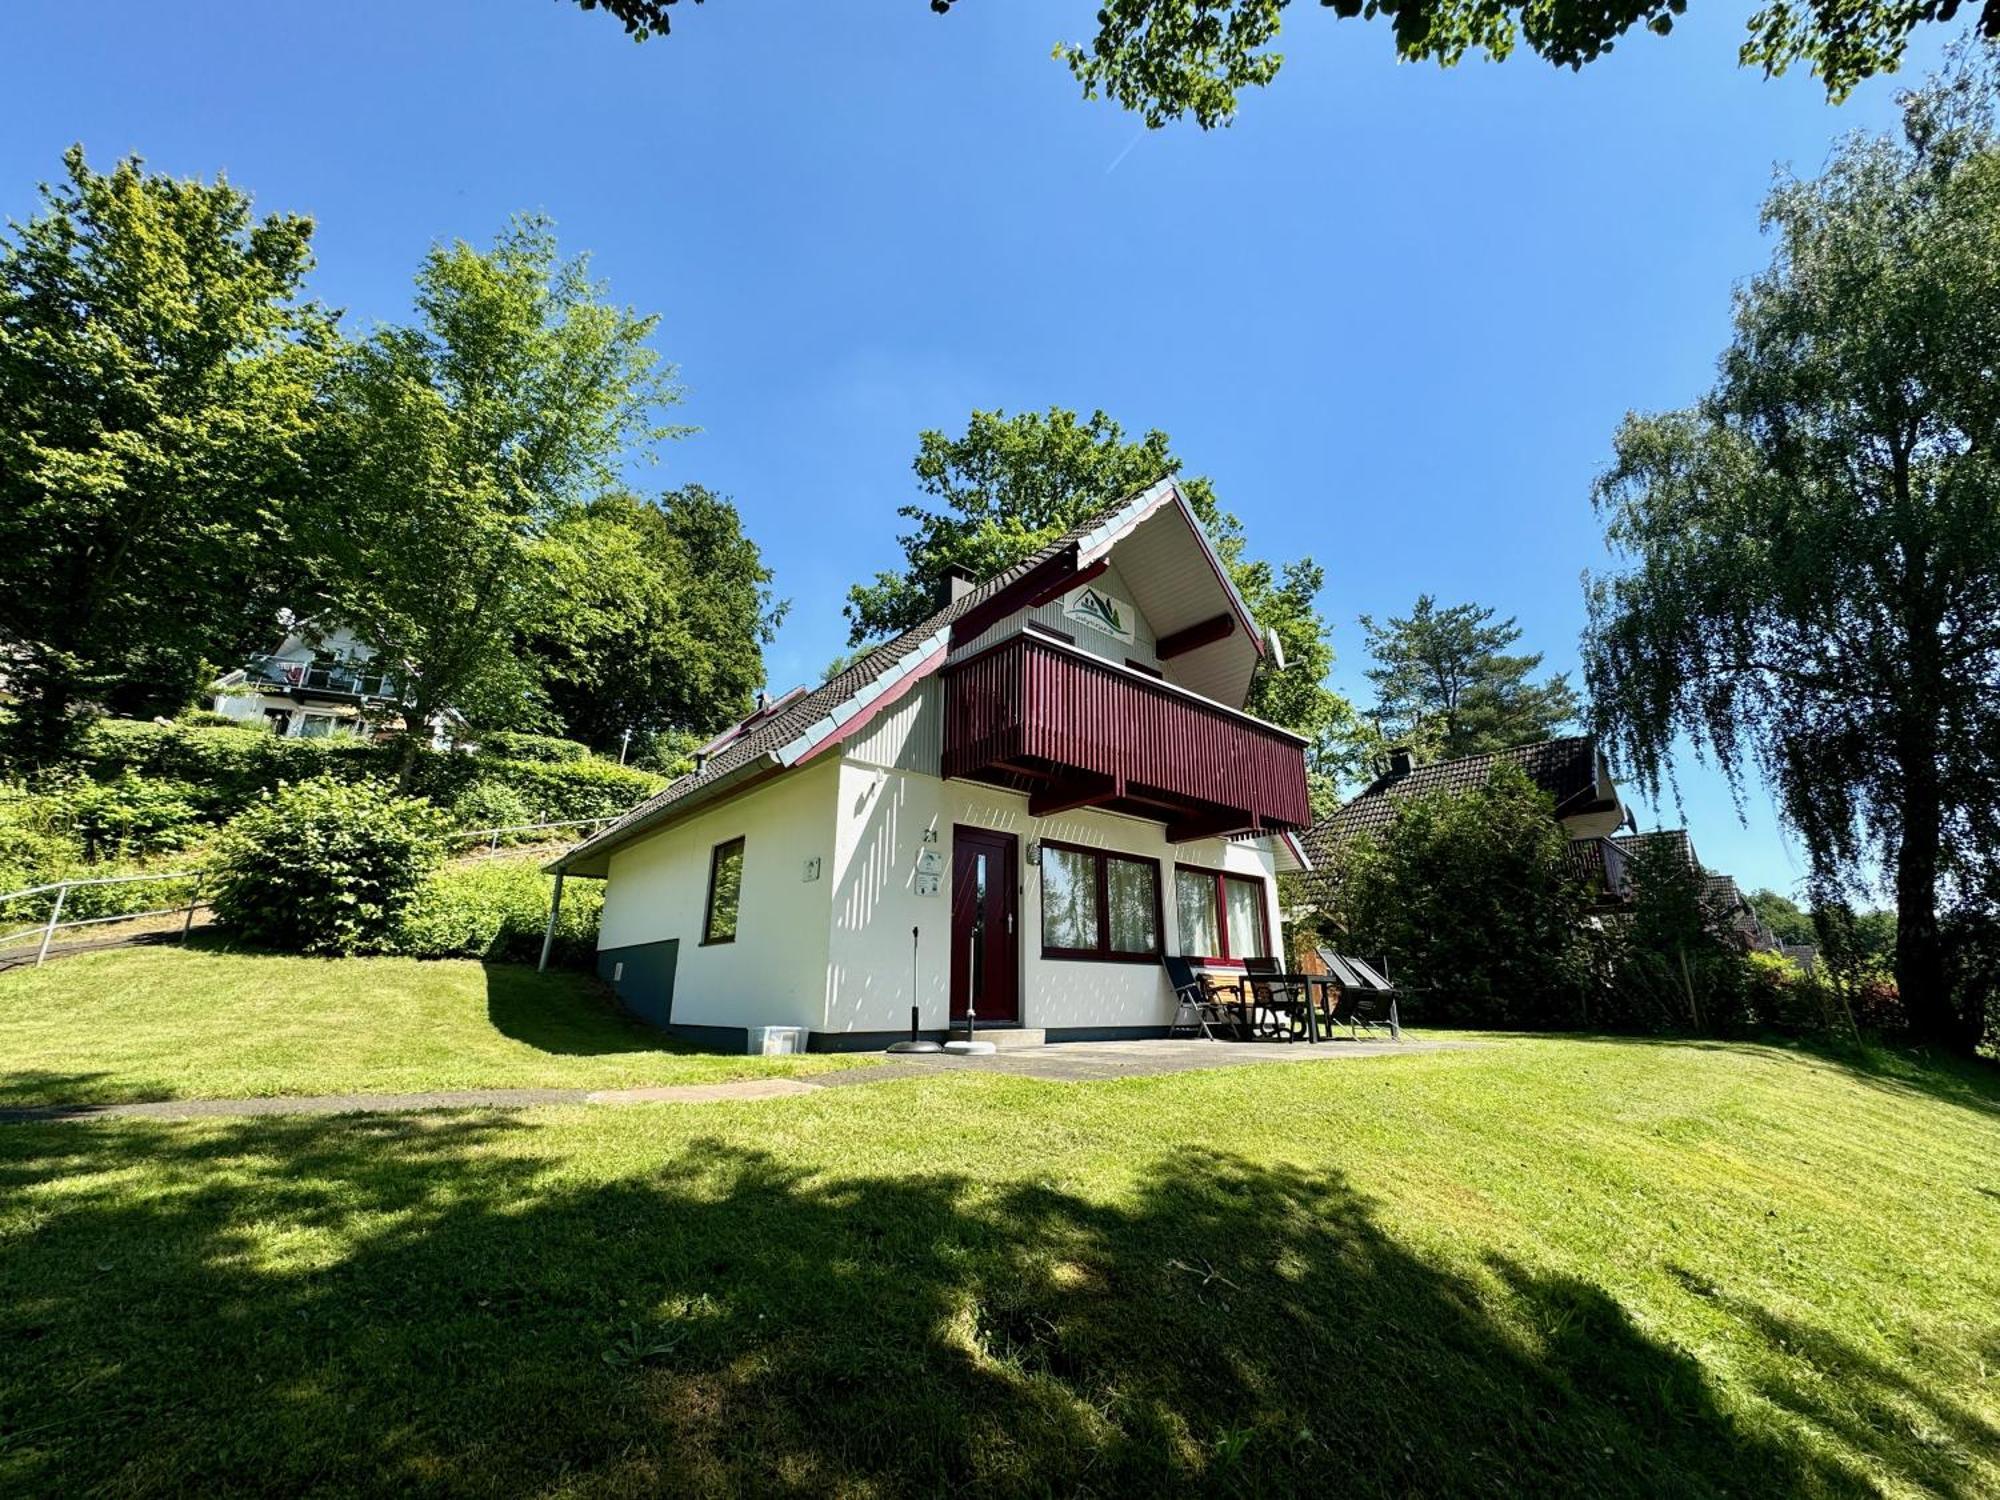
[547,752,783,878]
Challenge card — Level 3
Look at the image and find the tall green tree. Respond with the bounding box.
[1360,596,1578,762]
[570,0,1996,128]
[524,486,787,753]
[843,406,1370,796]
[1583,48,2000,1050]
[0,147,333,764]
[309,216,684,774]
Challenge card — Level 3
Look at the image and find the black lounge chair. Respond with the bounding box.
[1164,955,1245,1040]
[1315,950,1404,1041]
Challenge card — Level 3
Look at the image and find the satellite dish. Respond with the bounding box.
[1266,626,1287,671]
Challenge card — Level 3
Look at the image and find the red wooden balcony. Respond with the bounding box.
[942,632,1312,840]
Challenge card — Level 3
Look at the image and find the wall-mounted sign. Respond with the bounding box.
[916,848,944,877]
[1063,582,1136,645]
[801,856,822,883]
[915,872,942,898]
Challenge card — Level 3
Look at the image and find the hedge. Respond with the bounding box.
[78,720,665,829]
[393,858,602,966]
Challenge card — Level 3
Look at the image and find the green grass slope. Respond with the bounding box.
[0,945,866,1105]
[2,1036,1994,1494]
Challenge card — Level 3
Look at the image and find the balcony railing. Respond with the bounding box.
[1565,836,1631,904]
[942,632,1311,836]
[244,654,404,702]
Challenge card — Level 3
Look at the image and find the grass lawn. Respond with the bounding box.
[1,1035,1995,1494]
[0,944,869,1106]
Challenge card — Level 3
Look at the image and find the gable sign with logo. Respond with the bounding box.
[1062,582,1136,645]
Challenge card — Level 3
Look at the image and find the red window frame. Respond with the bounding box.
[1039,840,1164,964]
[1173,862,1272,967]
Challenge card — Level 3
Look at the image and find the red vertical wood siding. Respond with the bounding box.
[942,635,1310,830]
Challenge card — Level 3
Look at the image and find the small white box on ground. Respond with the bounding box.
[747,1026,808,1056]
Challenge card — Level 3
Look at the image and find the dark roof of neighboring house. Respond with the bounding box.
[551,479,1234,877]
[1300,736,1613,867]
[1612,828,1699,871]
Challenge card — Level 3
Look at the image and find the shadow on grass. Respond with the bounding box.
[1667,1267,1997,1498]
[480,962,691,1059]
[0,1115,1892,1496]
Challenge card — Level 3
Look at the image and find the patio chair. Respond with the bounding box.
[1315,950,1404,1041]
[1242,955,1311,1042]
[1164,955,1245,1040]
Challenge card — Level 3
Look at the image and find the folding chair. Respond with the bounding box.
[1243,955,1311,1042]
[1164,955,1244,1040]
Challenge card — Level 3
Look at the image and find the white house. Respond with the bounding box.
[209,620,457,746]
[547,479,1315,1050]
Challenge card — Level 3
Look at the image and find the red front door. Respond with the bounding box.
[950,826,1019,1025]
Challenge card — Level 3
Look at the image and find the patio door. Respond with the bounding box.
[950,827,1019,1025]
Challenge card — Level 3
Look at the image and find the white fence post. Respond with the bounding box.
[34,882,69,967]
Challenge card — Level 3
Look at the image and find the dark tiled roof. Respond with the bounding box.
[551,493,1145,873]
[1612,829,1697,871]
[1300,737,1606,867]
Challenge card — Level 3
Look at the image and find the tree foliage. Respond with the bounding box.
[1317,762,1591,1025]
[524,486,786,753]
[843,406,1371,795]
[1582,47,2000,1050]
[307,216,687,769]
[1360,595,1578,762]
[567,0,2000,129]
[0,147,333,765]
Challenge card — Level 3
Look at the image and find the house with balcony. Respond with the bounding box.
[208,620,457,745]
[1299,736,1636,907]
[547,479,1313,1049]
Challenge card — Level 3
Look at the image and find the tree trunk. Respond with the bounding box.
[1892,745,1960,1049]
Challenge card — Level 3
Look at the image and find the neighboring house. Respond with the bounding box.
[1299,736,1635,906]
[546,479,1314,1050]
[1613,830,1777,951]
[208,621,458,746]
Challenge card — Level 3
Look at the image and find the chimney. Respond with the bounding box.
[1387,745,1415,777]
[939,563,979,607]
[692,750,708,774]
[754,689,769,713]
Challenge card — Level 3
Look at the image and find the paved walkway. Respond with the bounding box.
[0,1037,1466,1125]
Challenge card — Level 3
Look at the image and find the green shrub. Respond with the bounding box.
[484,757,664,824]
[210,778,450,956]
[82,719,389,814]
[450,780,536,840]
[1323,763,1593,1028]
[473,730,591,764]
[62,771,203,860]
[175,709,259,731]
[394,858,602,966]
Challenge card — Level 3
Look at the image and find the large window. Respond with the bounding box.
[1041,842,1160,962]
[1174,864,1269,963]
[702,837,745,944]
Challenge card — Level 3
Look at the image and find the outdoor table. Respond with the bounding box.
[1204,969,1337,1043]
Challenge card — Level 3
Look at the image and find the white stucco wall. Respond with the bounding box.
[596,758,840,1033]
[828,745,1284,1038]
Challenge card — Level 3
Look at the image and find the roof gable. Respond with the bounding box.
[553,478,1224,875]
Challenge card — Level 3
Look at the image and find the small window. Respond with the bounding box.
[1174,864,1270,963]
[703,837,745,944]
[1041,843,1160,962]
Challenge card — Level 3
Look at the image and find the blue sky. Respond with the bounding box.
[3,1,1949,900]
